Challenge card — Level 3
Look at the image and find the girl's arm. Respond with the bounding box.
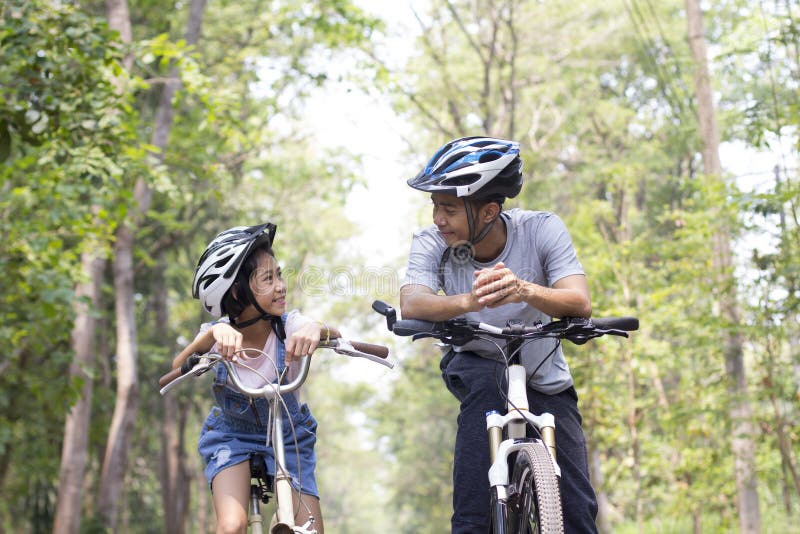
[284,316,341,362]
[171,322,243,368]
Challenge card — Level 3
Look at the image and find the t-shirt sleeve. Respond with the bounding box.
[402,229,443,292]
[196,322,213,337]
[536,214,585,286]
[285,309,312,337]
[194,319,228,350]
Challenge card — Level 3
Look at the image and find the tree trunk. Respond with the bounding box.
[156,256,190,534]
[97,225,140,529]
[90,1,135,528]
[53,0,134,530]
[624,345,643,531]
[589,446,612,534]
[52,254,105,534]
[685,1,762,531]
[161,396,190,533]
[96,0,208,528]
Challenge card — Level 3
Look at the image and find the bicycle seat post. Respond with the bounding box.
[249,485,264,534]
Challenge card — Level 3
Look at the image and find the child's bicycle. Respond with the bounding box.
[372,300,637,534]
[158,338,393,534]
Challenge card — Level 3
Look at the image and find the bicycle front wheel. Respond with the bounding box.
[508,442,563,534]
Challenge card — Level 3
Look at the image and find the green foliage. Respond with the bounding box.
[382,0,799,530]
[3,0,799,531]
[1,0,384,531]
[304,359,395,533]
[371,343,457,533]
[0,3,147,527]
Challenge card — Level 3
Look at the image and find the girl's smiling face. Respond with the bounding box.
[249,251,286,315]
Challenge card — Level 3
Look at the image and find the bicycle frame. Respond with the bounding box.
[486,365,560,534]
[159,338,392,534]
[480,333,560,534]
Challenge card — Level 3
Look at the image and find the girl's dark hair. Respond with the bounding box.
[220,242,275,319]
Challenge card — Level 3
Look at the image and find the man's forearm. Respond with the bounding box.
[400,286,475,321]
[519,281,592,318]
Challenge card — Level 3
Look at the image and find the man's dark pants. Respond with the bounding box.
[440,350,599,533]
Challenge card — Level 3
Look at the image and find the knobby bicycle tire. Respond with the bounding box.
[508,442,564,534]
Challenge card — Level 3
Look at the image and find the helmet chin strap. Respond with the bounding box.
[437,199,499,290]
[464,198,496,246]
[230,294,286,341]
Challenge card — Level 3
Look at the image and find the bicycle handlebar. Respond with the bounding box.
[158,338,392,396]
[372,299,638,346]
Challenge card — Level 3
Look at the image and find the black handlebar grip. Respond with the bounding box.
[372,300,393,315]
[592,316,639,331]
[391,319,443,337]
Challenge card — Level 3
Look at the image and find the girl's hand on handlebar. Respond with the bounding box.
[285,321,324,363]
[473,262,525,308]
[211,322,243,361]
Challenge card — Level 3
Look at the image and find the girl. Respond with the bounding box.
[172,222,337,534]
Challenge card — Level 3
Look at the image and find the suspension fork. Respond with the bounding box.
[488,414,508,534]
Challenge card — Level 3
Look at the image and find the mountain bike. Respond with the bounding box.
[371,300,637,534]
[158,338,393,534]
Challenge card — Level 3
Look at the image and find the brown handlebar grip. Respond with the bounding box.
[350,340,389,358]
[159,367,182,388]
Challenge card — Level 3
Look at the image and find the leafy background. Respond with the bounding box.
[0,0,798,532]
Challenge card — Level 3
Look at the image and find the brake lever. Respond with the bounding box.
[596,328,630,338]
[566,327,630,345]
[159,355,217,396]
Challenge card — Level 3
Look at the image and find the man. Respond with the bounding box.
[400,136,597,533]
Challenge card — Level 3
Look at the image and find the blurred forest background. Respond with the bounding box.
[1,0,798,532]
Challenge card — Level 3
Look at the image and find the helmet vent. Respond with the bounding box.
[479,151,502,163]
[439,153,468,173]
[442,173,480,186]
[213,254,234,269]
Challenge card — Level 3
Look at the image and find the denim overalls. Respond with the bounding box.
[197,320,319,497]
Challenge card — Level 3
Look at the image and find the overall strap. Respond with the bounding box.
[276,312,288,375]
[213,359,228,386]
[275,312,304,415]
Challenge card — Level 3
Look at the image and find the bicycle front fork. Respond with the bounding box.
[496,364,557,459]
[485,363,561,490]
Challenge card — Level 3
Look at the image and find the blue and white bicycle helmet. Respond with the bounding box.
[192,222,277,317]
[408,136,522,199]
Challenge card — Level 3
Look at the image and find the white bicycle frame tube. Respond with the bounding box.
[486,364,560,489]
[506,365,529,439]
[269,411,309,533]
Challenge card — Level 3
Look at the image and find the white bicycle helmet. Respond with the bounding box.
[192,222,277,317]
[408,136,522,199]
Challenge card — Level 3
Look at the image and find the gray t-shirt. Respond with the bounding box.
[402,208,585,394]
